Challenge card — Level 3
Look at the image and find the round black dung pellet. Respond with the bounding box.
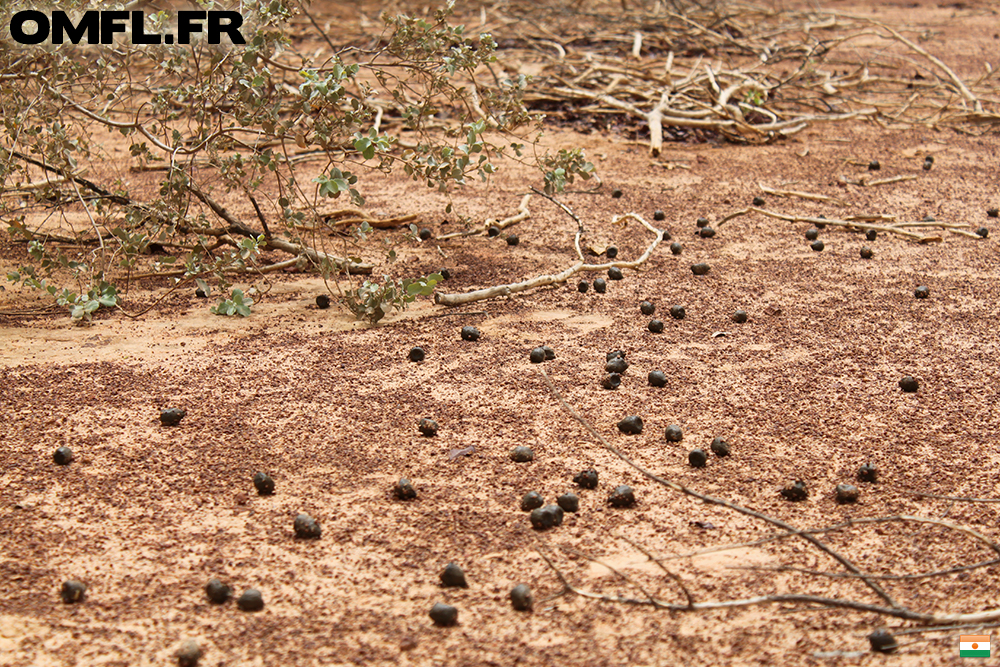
[419,228,432,240]
[408,346,425,362]
[662,231,672,241]
[835,483,859,504]
[606,350,626,361]
[460,326,480,341]
[752,196,765,207]
[53,446,73,466]
[438,268,451,281]
[60,580,86,604]
[913,285,929,299]
[487,225,500,237]
[195,287,207,298]
[805,228,819,241]
[529,347,546,363]
[520,491,544,512]
[608,485,636,508]
[810,240,824,252]
[696,217,709,228]
[866,229,877,241]
[648,370,667,387]
[506,234,520,246]
[699,227,715,238]
[653,210,665,221]
[611,188,623,198]
[670,242,682,255]
[253,472,275,496]
[710,437,730,457]
[429,602,458,627]
[922,156,934,170]
[988,208,999,218]
[543,346,555,360]
[605,357,628,374]
[530,504,564,530]
[664,424,683,442]
[316,294,331,309]
[205,578,231,604]
[510,584,533,611]
[780,480,808,502]
[608,267,623,280]
[868,160,880,171]
[860,246,874,259]
[648,319,664,333]
[975,227,989,238]
[510,446,535,463]
[440,563,468,588]
[418,418,439,437]
[394,478,417,500]
[858,462,879,483]
[688,449,708,468]
[868,629,898,654]
[176,639,202,667]
[293,513,321,539]
[574,469,599,489]
[669,305,685,320]
[815,215,827,229]
[732,309,748,323]
[593,278,607,293]
[607,246,618,259]
[160,408,186,426]
[640,301,655,315]
[617,415,643,435]
[601,373,621,390]
[578,280,589,293]
[691,263,710,276]
[899,376,919,392]
[557,493,579,513]
[237,589,264,612]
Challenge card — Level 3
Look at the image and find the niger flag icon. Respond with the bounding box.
[959,635,990,658]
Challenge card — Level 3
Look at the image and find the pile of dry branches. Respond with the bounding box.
[462,0,998,150]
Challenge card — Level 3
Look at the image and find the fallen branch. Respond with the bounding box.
[436,194,532,241]
[719,206,957,243]
[186,181,372,274]
[839,174,919,187]
[758,184,847,206]
[434,205,663,306]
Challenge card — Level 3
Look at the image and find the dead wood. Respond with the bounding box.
[434,199,663,306]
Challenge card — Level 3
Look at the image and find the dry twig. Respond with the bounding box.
[434,199,663,306]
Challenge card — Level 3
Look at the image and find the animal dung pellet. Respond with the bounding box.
[237,589,264,612]
[617,415,643,435]
[253,472,275,496]
[293,513,321,539]
[429,602,458,626]
[510,446,535,462]
[574,469,598,489]
[608,485,636,508]
[205,578,231,604]
[439,563,468,588]
[418,418,439,437]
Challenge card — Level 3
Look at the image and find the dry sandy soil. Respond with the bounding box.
[2,1,1000,665]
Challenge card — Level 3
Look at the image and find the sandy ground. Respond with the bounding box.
[2,1,1000,665]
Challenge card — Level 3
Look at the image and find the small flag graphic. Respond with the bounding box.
[960,635,990,658]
